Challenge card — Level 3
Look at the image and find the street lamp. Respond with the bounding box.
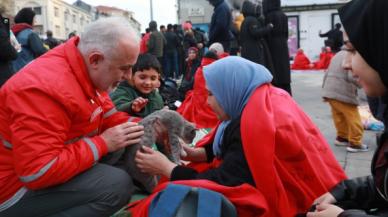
[150,0,153,21]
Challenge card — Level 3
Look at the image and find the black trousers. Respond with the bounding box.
[0,151,133,217]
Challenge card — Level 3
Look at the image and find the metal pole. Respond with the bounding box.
[150,0,154,21]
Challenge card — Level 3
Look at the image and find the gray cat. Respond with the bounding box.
[124,109,197,193]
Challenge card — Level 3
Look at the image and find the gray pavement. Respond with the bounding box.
[291,70,377,179]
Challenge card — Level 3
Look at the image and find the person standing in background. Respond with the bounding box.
[0,5,17,87]
[322,50,367,153]
[206,0,234,52]
[163,24,180,79]
[44,30,59,49]
[147,21,166,72]
[263,0,292,95]
[240,1,273,69]
[11,7,46,72]
[319,23,343,53]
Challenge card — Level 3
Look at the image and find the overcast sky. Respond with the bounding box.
[64,0,177,32]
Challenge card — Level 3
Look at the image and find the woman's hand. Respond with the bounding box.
[306,204,344,217]
[313,192,337,205]
[135,146,177,178]
[181,143,207,162]
[131,97,148,113]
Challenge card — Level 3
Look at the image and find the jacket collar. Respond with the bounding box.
[63,36,98,100]
[11,23,33,35]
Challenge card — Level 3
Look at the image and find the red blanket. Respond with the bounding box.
[313,52,334,69]
[291,51,312,70]
[177,57,219,129]
[130,85,346,217]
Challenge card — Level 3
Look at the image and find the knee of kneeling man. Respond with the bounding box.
[97,166,134,206]
[109,168,133,204]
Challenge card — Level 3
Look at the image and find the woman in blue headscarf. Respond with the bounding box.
[135,56,346,216]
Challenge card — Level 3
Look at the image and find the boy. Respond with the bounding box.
[111,53,164,117]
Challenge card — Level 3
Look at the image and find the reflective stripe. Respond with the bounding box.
[19,158,58,183]
[83,138,99,162]
[128,117,135,122]
[64,129,99,145]
[0,187,28,212]
[103,108,118,119]
[2,140,12,149]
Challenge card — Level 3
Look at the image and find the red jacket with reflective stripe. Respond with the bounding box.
[0,37,134,205]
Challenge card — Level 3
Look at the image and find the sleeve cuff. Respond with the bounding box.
[331,181,346,201]
[338,210,367,217]
[171,165,198,181]
[93,136,109,158]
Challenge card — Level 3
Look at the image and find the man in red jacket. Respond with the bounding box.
[0,17,144,217]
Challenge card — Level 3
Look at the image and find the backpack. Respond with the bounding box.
[159,78,181,110]
[12,28,35,72]
[149,184,237,217]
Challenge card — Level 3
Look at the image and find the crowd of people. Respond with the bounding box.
[0,0,387,217]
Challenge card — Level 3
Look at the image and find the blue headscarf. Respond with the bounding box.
[203,56,273,156]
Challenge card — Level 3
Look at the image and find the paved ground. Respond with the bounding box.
[291,70,377,178]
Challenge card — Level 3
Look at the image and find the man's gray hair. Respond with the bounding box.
[78,17,140,59]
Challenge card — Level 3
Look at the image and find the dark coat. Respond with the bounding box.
[148,30,166,58]
[263,0,291,85]
[171,117,255,187]
[319,28,343,53]
[0,17,17,87]
[208,0,234,51]
[164,31,179,54]
[240,1,273,70]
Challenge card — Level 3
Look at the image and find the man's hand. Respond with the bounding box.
[135,146,177,178]
[100,122,144,152]
[307,204,344,217]
[131,97,149,113]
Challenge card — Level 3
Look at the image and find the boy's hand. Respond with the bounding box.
[131,97,149,113]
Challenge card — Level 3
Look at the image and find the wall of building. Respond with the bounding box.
[178,0,344,59]
[286,9,340,59]
[14,0,92,40]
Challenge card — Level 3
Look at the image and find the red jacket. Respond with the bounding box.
[177,57,219,129]
[130,85,346,217]
[140,33,150,54]
[0,37,135,207]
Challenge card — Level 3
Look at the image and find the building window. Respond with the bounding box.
[33,7,42,15]
[64,11,69,21]
[80,16,84,26]
[55,25,60,36]
[72,14,76,23]
[54,7,59,17]
[34,25,44,35]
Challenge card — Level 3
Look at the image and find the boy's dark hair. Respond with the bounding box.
[133,53,162,75]
[167,24,173,30]
[204,50,219,60]
[14,7,35,25]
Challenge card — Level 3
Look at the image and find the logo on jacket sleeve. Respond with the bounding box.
[90,106,103,123]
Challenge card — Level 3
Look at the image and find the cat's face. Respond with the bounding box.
[182,122,197,144]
